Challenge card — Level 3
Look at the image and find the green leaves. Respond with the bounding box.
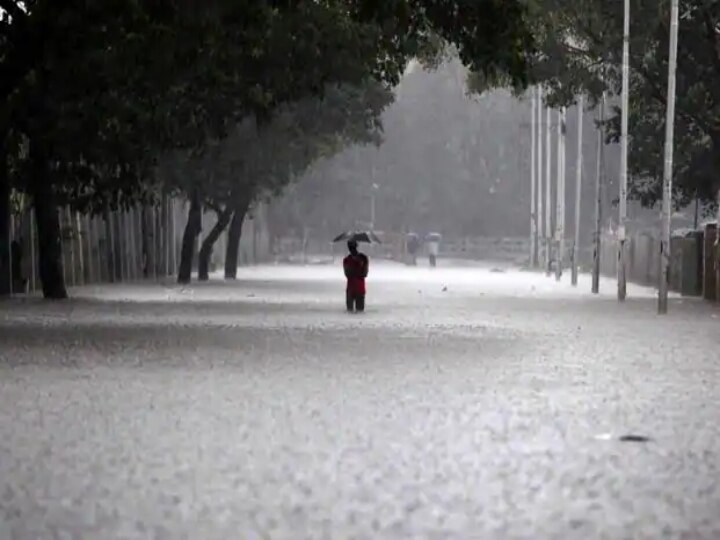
[489,0,720,208]
[1,0,536,215]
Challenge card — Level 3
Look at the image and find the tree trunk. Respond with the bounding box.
[716,187,720,303]
[198,207,232,281]
[32,177,68,299]
[178,192,202,284]
[0,148,10,296]
[104,207,116,283]
[224,197,251,280]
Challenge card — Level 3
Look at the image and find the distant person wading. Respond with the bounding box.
[343,240,369,312]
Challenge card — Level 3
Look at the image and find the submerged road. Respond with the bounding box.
[1,262,719,539]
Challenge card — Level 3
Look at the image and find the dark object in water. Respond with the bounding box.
[618,434,652,443]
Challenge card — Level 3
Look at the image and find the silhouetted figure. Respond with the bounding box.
[425,232,442,268]
[406,233,420,266]
[343,239,369,312]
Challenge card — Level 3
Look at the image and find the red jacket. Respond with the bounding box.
[343,253,369,294]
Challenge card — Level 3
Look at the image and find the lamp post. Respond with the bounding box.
[658,0,680,314]
[370,183,379,230]
[545,101,553,275]
[537,88,545,269]
[555,107,566,281]
[530,88,538,267]
[592,92,606,294]
[572,95,584,286]
[618,0,631,301]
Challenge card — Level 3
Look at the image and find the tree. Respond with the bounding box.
[175,81,392,282]
[489,0,720,212]
[0,0,206,297]
[269,60,539,241]
[1,0,537,297]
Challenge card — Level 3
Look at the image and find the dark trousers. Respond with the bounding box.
[346,291,365,312]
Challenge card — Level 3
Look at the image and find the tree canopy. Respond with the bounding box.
[0,0,536,296]
[489,0,720,210]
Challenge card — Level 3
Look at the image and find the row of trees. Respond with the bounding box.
[0,0,533,298]
[268,61,545,240]
[274,0,720,253]
[501,0,720,212]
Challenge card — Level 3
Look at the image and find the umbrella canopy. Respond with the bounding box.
[333,231,382,244]
[425,232,442,242]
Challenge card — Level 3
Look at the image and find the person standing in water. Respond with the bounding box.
[425,232,441,267]
[343,239,369,312]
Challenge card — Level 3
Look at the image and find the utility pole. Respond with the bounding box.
[659,0,680,314]
[370,183,378,230]
[537,88,545,268]
[555,108,566,281]
[572,96,585,286]
[618,0,631,301]
[592,93,606,294]
[530,89,538,267]
[545,102,553,276]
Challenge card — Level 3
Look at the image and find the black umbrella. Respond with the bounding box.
[333,231,382,244]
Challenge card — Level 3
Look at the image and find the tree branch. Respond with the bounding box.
[633,62,713,136]
[0,0,26,24]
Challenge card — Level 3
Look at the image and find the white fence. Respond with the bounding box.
[8,198,271,293]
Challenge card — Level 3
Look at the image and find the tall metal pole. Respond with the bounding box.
[659,0,680,314]
[370,182,379,230]
[561,108,567,276]
[545,103,553,275]
[592,93,606,294]
[572,96,585,286]
[555,108,566,281]
[537,88,545,267]
[530,88,538,267]
[618,0,631,301]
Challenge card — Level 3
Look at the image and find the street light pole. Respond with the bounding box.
[545,102,553,276]
[556,108,566,281]
[537,88,545,268]
[592,92,606,294]
[530,88,538,267]
[659,0,680,314]
[572,96,585,286]
[618,0,631,301]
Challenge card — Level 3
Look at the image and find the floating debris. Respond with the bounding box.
[618,434,652,443]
